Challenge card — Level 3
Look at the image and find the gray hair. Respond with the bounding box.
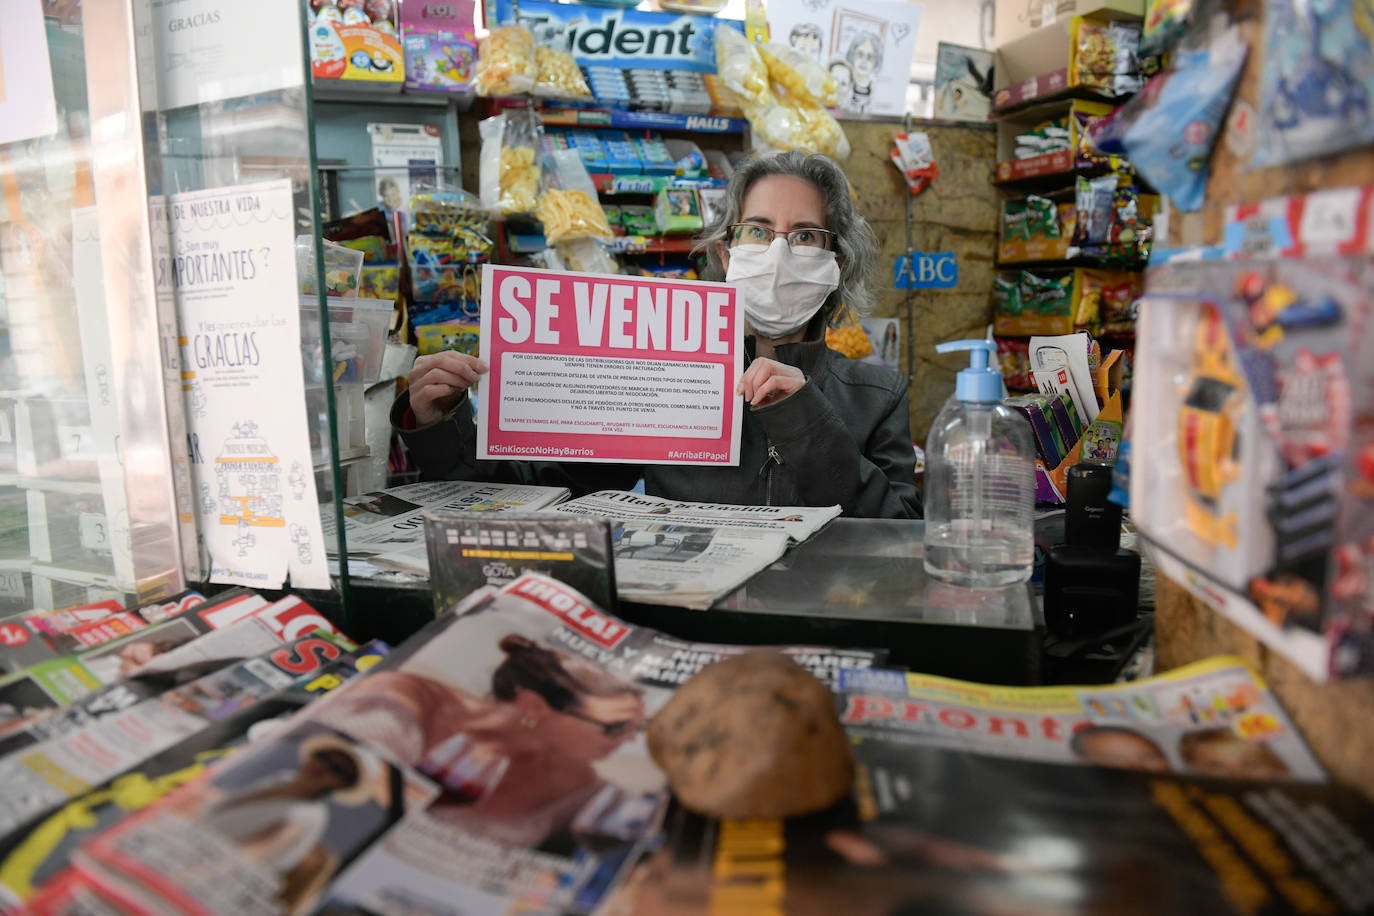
[695,151,880,323]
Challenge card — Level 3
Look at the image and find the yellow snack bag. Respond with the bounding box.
[499,146,540,215]
[537,188,613,244]
[534,45,593,100]
[715,26,770,106]
[759,42,837,108]
[474,25,537,96]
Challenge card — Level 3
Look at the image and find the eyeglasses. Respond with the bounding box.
[562,708,644,738]
[728,223,834,251]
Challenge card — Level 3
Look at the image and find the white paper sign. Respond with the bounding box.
[368,123,444,215]
[0,0,58,144]
[767,0,921,117]
[165,180,329,589]
[145,0,304,111]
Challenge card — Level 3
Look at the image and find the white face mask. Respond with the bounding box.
[725,238,840,339]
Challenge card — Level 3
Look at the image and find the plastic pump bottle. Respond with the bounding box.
[923,339,1036,587]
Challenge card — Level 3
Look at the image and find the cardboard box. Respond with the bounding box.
[993,14,1141,111]
[994,0,1143,49]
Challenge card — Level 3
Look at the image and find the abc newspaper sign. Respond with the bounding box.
[893,252,959,290]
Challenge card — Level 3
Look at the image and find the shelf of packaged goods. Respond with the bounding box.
[991,77,1122,118]
[311,80,407,103]
[994,256,1150,272]
[607,236,698,255]
[994,162,1157,196]
[592,174,727,195]
[505,231,699,256]
[536,104,747,134]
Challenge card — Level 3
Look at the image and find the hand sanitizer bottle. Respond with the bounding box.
[924,339,1036,587]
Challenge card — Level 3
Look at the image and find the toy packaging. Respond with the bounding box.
[654,187,702,235]
[308,0,404,84]
[1111,24,1247,212]
[400,0,477,93]
[297,236,363,298]
[415,320,480,357]
[1253,0,1374,168]
[1131,256,1374,679]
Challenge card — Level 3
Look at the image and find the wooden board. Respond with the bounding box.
[839,119,1000,443]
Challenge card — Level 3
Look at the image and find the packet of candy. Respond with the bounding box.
[891,131,939,195]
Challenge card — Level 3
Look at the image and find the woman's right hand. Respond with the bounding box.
[408,351,489,426]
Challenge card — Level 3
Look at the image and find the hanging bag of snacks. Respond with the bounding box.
[535,149,613,246]
[479,109,543,217]
[473,24,537,97]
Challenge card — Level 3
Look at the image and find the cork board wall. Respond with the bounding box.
[837,119,1001,446]
[1149,7,1374,799]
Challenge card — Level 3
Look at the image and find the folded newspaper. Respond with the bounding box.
[63,572,884,915]
[396,489,842,610]
[320,480,572,563]
[564,491,840,610]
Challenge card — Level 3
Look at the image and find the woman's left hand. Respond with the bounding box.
[737,358,806,407]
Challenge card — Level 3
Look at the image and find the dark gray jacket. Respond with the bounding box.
[391,336,922,519]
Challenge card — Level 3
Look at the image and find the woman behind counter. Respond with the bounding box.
[394,150,921,519]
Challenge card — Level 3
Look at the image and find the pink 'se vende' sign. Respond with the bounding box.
[477,264,743,466]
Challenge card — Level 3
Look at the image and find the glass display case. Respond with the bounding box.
[0,0,354,615]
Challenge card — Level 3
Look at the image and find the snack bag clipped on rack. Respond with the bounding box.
[536,149,613,245]
[479,109,543,216]
[473,24,537,96]
[717,29,849,160]
[750,94,851,160]
[409,188,488,237]
[715,25,770,107]
[534,44,593,100]
[553,238,622,275]
[758,41,837,107]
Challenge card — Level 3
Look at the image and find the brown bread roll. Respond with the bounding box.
[646,650,855,819]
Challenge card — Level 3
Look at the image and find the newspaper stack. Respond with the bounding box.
[320,480,572,579]
[551,490,841,610]
[350,483,842,611]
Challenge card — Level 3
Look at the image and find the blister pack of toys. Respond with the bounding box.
[1131,256,1374,679]
[1253,0,1374,168]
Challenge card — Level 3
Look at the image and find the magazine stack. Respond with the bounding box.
[0,573,1369,914]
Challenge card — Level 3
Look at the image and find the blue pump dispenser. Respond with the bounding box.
[937,339,1003,403]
